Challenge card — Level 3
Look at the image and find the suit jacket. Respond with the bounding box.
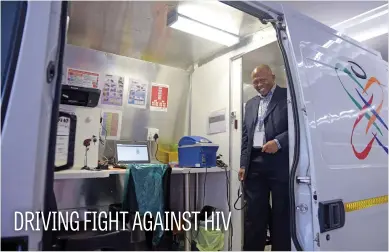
[240,85,289,180]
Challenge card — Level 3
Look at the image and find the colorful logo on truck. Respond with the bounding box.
[335,61,388,160]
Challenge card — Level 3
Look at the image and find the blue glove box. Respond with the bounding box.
[178,136,219,168]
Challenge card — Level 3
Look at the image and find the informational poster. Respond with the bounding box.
[67,68,99,88]
[207,108,227,135]
[128,79,148,108]
[150,83,169,112]
[55,116,70,167]
[101,74,124,106]
[101,109,122,140]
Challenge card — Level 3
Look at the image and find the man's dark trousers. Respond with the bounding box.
[243,148,291,251]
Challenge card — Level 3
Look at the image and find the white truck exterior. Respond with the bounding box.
[1,1,387,250]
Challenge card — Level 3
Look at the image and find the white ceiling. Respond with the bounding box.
[66,1,388,70]
[364,33,388,61]
[278,1,386,26]
[67,1,267,70]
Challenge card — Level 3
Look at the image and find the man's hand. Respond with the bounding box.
[238,168,245,181]
[262,140,279,154]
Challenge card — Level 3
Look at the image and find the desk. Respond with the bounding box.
[55,167,228,251]
[54,167,228,180]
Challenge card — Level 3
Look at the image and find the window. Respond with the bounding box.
[1,1,27,129]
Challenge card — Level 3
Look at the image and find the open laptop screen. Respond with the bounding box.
[116,143,150,163]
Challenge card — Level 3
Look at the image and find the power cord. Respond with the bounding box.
[223,164,233,250]
[99,116,107,146]
[192,167,208,242]
[153,133,162,163]
[233,182,247,211]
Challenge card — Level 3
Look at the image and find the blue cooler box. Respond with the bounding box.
[178,136,219,168]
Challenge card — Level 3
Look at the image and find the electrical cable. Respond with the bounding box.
[233,181,247,211]
[155,141,162,163]
[192,166,208,242]
[223,166,233,250]
[202,166,208,209]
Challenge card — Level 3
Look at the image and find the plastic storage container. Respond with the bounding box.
[156,144,178,164]
[178,136,219,168]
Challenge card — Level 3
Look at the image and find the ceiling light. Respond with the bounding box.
[167,10,240,47]
[332,4,388,30]
[353,26,388,42]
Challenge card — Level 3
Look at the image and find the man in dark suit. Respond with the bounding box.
[239,64,290,251]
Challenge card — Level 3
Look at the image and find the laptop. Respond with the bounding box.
[115,141,150,165]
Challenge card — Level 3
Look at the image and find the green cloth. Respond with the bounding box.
[123,163,168,245]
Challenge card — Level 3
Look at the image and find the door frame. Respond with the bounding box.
[1,1,68,250]
[229,55,244,251]
[223,1,313,250]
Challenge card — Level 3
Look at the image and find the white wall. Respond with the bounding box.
[190,26,278,250]
[63,45,190,144]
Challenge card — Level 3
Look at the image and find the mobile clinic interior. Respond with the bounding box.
[1,0,388,251]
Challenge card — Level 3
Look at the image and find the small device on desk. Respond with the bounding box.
[115,141,150,166]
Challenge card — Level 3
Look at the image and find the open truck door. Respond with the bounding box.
[1,1,68,250]
[223,1,388,251]
[278,6,388,251]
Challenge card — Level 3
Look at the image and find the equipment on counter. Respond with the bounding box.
[178,136,219,168]
[81,135,98,170]
[115,140,150,165]
[60,85,101,107]
[54,111,77,171]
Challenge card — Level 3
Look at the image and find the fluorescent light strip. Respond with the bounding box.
[332,4,388,29]
[353,26,388,42]
[170,15,240,47]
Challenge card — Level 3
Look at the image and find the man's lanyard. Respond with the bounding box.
[256,89,273,132]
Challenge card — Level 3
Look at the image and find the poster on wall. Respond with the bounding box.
[55,116,70,167]
[207,108,227,135]
[67,68,99,88]
[128,79,148,108]
[101,74,124,106]
[100,109,122,140]
[150,83,169,112]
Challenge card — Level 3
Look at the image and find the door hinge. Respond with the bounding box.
[296,176,311,185]
[314,233,320,247]
[301,107,307,115]
[296,203,308,213]
[46,61,56,83]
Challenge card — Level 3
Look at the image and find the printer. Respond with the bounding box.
[60,85,101,107]
[178,136,219,168]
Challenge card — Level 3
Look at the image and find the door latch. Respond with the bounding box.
[296,176,310,185]
[318,199,345,233]
[230,112,238,130]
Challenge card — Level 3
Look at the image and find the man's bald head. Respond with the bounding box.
[251,64,275,96]
[251,64,273,78]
